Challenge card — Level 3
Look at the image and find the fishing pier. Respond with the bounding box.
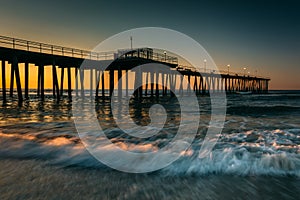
[0,35,270,104]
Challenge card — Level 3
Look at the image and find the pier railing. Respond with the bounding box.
[0,35,116,60]
[0,35,178,64]
[177,65,270,79]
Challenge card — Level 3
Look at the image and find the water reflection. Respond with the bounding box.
[0,98,73,125]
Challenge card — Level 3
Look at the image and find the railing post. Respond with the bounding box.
[13,39,15,49]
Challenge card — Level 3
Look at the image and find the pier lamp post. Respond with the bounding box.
[248,71,250,76]
[204,59,207,73]
[243,67,247,76]
[164,51,167,61]
[227,64,230,74]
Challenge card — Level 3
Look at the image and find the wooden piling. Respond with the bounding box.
[1,60,6,102]
[155,72,159,97]
[101,71,105,98]
[118,67,122,98]
[125,69,128,97]
[95,70,100,98]
[40,65,44,100]
[60,67,64,96]
[150,72,154,97]
[25,62,29,99]
[139,69,143,98]
[80,69,84,97]
[145,72,149,96]
[67,67,72,99]
[187,74,191,95]
[12,57,23,102]
[179,75,183,96]
[109,69,114,97]
[52,62,60,100]
[9,62,14,97]
[164,73,169,95]
[36,65,40,96]
[161,73,165,96]
[75,68,79,97]
[90,69,93,97]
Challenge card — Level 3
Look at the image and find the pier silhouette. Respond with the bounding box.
[0,35,270,104]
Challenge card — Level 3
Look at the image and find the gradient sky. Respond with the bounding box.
[0,0,299,89]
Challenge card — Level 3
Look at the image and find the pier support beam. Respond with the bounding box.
[133,68,142,98]
[38,65,45,100]
[193,75,198,95]
[67,67,72,99]
[200,76,204,94]
[80,69,85,97]
[155,72,159,97]
[169,73,176,97]
[161,73,165,96]
[150,72,154,97]
[60,67,64,96]
[109,69,114,97]
[118,67,122,98]
[187,74,191,95]
[75,68,79,97]
[90,69,93,97]
[1,60,6,103]
[101,71,105,98]
[145,72,149,96]
[25,62,29,99]
[139,70,143,98]
[164,73,168,95]
[179,75,183,96]
[9,62,14,97]
[12,57,23,103]
[52,62,60,100]
[95,70,100,98]
[125,70,128,97]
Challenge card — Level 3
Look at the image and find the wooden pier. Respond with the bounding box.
[0,35,270,104]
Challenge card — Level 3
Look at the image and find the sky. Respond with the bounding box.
[0,0,299,89]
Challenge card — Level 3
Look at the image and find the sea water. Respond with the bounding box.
[0,91,299,199]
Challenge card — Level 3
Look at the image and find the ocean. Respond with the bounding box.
[0,90,299,199]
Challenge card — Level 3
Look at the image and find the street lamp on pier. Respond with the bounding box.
[227,64,230,74]
[243,67,247,76]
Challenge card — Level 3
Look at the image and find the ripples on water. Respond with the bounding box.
[0,91,299,199]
